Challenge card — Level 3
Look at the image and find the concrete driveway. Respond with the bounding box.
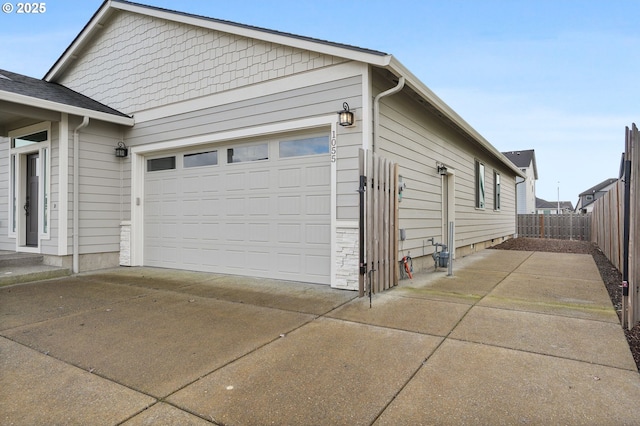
[1,250,639,425]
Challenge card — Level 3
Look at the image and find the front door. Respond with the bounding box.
[25,153,39,247]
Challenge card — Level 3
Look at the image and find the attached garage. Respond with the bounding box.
[142,132,332,284]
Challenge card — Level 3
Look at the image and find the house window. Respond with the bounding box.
[147,156,176,172]
[475,160,485,209]
[12,130,47,148]
[494,171,501,210]
[184,151,217,168]
[227,143,268,163]
[279,136,329,158]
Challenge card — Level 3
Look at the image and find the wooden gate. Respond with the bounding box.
[358,149,399,297]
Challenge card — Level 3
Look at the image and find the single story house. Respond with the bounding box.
[0,0,524,290]
[535,197,574,215]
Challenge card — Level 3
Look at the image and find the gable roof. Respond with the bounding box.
[536,197,573,210]
[578,178,618,196]
[43,0,524,178]
[0,69,133,126]
[502,150,538,179]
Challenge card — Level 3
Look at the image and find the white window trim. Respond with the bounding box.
[8,122,52,248]
[475,159,485,210]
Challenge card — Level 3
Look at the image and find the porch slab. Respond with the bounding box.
[374,339,640,425]
[2,290,315,398]
[167,317,443,425]
[0,337,154,426]
[327,293,471,336]
[450,306,637,370]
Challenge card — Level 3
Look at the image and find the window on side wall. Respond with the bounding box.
[475,160,485,209]
[494,171,501,210]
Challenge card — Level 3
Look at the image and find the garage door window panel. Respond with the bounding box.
[147,156,176,172]
[184,150,218,168]
[228,144,268,163]
[279,136,329,158]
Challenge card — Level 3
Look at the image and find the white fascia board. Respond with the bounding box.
[45,3,114,81]
[386,57,525,179]
[110,1,392,67]
[134,61,365,123]
[0,90,134,127]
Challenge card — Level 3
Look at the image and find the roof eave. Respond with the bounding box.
[386,57,526,179]
[45,0,113,81]
[1,90,135,126]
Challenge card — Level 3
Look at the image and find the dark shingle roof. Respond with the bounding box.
[578,178,618,196]
[536,197,573,210]
[0,69,130,118]
[114,0,388,57]
[502,149,535,168]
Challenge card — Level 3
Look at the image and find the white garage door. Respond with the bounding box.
[143,133,331,284]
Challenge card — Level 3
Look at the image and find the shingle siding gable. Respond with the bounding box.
[57,10,347,114]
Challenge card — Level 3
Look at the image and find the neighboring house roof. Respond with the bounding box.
[502,149,538,180]
[43,0,525,180]
[536,197,573,210]
[0,69,134,127]
[578,178,618,196]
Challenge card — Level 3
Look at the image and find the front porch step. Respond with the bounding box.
[0,251,44,268]
[0,265,71,287]
[0,251,71,286]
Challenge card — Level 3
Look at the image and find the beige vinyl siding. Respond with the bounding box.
[0,137,10,250]
[74,119,128,255]
[373,72,516,257]
[125,75,363,221]
[58,10,347,115]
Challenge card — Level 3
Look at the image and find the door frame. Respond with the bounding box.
[8,122,51,253]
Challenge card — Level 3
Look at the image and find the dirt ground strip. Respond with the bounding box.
[491,237,640,371]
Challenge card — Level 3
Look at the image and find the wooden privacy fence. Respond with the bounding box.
[592,123,640,328]
[517,213,590,240]
[591,181,625,270]
[358,149,399,297]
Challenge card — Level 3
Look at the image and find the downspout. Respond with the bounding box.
[373,76,405,153]
[73,116,89,273]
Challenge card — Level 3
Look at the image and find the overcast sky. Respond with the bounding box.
[1,0,638,204]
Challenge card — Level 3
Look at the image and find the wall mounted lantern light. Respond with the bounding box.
[337,102,354,127]
[437,162,448,175]
[115,141,128,158]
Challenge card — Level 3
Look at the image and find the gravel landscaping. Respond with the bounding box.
[491,237,640,372]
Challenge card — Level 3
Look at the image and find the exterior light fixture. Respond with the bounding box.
[338,102,354,127]
[437,162,448,175]
[115,141,128,158]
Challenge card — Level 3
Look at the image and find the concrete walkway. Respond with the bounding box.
[1,250,639,425]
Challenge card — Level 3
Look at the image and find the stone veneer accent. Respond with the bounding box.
[335,226,359,290]
[119,221,131,266]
